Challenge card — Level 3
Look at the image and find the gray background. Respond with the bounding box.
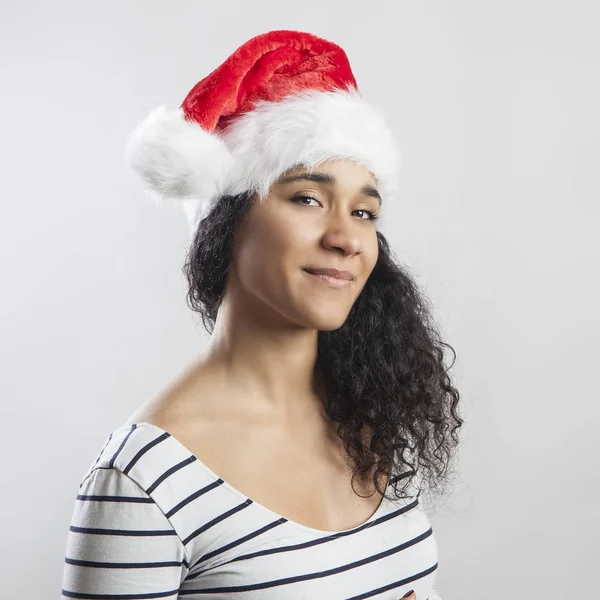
[1,1,598,598]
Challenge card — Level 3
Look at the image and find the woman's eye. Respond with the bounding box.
[356,208,379,221]
[291,195,320,206]
[291,196,379,221]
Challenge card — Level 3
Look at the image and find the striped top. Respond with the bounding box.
[62,422,442,599]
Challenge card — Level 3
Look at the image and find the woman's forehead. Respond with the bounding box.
[276,160,378,186]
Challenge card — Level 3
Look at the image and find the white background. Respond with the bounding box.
[1,1,598,598]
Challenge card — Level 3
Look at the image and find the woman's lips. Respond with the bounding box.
[303,269,353,288]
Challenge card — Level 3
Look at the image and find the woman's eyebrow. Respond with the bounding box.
[275,171,382,205]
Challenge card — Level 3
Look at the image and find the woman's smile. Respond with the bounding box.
[303,268,353,288]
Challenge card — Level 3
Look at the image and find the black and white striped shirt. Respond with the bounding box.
[62,422,442,599]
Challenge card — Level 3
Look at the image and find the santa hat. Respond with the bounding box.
[125,30,401,235]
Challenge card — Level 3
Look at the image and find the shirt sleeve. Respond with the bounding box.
[61,467,188,599]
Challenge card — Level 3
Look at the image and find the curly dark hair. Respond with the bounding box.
[182,190,463,512]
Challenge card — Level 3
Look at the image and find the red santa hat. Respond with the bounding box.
[125,29,401,234]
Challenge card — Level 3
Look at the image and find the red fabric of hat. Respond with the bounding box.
[182,30,358,132]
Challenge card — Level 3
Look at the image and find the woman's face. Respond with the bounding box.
[229,159,381,331]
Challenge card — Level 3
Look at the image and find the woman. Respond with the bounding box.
[61,30,462,600]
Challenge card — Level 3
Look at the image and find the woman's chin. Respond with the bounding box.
[300,310,350,332]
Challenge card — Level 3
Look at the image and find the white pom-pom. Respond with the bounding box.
[124,105,235,208]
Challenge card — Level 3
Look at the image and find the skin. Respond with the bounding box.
[125,158,395,534]
[205,157,381,419]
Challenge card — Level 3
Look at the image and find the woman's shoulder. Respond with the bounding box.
[78,416,210,511]
[84,365,230,487]
[120,352,236,430]
[80,382,197,482]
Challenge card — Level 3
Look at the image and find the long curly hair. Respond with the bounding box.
[182,190,463,511]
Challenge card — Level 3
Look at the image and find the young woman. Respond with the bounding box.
[62,30,462,600]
